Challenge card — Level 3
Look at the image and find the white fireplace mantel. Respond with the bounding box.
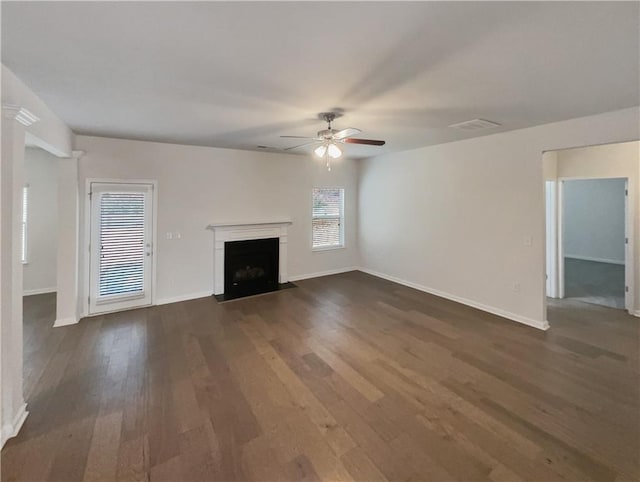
[207,220,292,295]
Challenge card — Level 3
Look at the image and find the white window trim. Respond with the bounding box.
[312,187,345,251]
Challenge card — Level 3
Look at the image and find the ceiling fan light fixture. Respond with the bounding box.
[281,112,385,168]
[327,142,342,159]
[314,144,328,158]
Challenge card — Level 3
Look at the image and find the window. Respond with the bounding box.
[312,187,344,249]
[97,191,147,298]
[21,185,28,263]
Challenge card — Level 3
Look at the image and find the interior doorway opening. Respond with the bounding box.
[21,146,60,398]
[561,178,627,309]
[543,141,638,321]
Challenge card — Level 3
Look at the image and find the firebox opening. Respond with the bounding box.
[222,237,280,301]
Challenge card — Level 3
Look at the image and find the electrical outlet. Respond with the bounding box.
[513,282,521,292]
[523,236,532,247]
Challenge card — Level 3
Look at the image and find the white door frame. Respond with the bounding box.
[83,178,158,317]
[554,176,634,313]
[557,180,565,299]
[545,180,559,298]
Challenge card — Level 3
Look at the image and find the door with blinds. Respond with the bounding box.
[89,182,154,314]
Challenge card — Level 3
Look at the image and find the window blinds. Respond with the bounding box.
[312,188,344,248]
[98,192,146,297]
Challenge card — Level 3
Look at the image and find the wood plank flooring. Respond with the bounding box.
[2,271,639,481]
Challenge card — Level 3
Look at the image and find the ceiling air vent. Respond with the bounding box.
[449,118,501,130]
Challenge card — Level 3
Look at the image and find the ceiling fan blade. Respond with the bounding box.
[332,127,361,140]
[280,135,318,139]
[342,138,386,146]
[284,141,320,151]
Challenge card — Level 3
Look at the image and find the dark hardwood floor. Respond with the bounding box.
[2,271,639,481]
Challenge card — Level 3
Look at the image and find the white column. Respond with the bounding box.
[55,150,84,327]
[1,105,37,446]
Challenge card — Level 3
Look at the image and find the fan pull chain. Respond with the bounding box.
[326,160,331,171]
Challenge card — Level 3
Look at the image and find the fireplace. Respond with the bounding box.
[224,238,279,299]
[207,220,293,301]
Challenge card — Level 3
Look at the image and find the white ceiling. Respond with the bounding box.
[2,1,639,159]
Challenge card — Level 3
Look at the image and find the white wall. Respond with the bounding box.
[75,135,359,309]
[358,108,639,328]
[563,178,626,264]
[23,147,58,294]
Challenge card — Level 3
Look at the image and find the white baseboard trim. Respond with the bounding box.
[23,287,57,296]
[289,266,359,282]
[54,316,79,327]
[156,291,213,306]
[564,255,624,265]
[358,267,550,331]
[1,403,28,448]
[633,310,640,318]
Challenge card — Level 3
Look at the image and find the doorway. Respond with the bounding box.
[560,178,627,309]
[88,182,155,314]
[543,141,637,320]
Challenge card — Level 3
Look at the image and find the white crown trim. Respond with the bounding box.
[2,105,40,126]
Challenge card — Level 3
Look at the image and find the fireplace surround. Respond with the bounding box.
[207,221,292,299]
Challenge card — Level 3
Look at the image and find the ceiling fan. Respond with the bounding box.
[281,112,385,170]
